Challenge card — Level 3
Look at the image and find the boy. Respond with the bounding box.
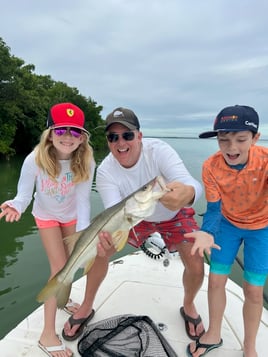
[184,105,268,357]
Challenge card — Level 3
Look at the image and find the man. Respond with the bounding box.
[63,107,205,342]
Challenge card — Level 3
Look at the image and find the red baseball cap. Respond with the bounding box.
[47,102,89,134]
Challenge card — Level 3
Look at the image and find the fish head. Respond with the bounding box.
[124,176,169,220]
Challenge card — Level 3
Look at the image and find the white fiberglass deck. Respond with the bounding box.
[1,251,267,356]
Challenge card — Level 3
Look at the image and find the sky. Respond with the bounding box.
[1,0,268,138]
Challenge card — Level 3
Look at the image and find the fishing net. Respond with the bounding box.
[77,314,178,357]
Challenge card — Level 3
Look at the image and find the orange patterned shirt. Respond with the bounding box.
[202,145,268,229]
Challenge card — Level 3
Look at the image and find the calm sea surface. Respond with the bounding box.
[0,137,267,339]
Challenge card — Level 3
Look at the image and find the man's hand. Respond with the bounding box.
[97,231,116,258]
[0,204,21,222]
[184,231,221,257]
[160,181,195,211]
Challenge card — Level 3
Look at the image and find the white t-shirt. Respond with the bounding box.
[4,151,95,231]
[96,138,202,222]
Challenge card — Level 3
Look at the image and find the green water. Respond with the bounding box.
[0,137,267,339]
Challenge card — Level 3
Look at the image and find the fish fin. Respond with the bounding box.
[112,230,129,251]
[83,258,96,275]
[63,231,84,254]
[36,276,72,309]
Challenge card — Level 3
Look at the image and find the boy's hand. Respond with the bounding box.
[184,231,221,257]
[0,204,21,222]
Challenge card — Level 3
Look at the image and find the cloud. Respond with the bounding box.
[1,0,268,138]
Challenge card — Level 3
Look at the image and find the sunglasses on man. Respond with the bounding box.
[106,131,135,143]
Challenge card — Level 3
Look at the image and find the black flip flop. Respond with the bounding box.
[62,309,95,341]
[186,338,223,356]
[180,306,205,340]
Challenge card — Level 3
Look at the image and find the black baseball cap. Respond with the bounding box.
[105,107,140,131]
[199,105,259,138]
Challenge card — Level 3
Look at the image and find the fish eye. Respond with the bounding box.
[142,185,149,191]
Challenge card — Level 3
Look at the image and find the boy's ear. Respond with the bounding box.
[252,132,260,144]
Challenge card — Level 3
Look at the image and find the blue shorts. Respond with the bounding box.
[210,216,268,286]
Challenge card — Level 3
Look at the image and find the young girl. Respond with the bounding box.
[0,102,95,357]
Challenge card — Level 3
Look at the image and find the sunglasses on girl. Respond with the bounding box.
[106,131,135,143]
[53,127,83,138]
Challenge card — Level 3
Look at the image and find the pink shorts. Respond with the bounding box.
[128,207,199,251]
[34,217,77,229]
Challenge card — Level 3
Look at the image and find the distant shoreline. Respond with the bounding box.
[145,136,268,141]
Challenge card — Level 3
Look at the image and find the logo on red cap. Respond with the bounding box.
[66,109,75,117]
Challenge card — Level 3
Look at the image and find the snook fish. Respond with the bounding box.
[37,176,169,308]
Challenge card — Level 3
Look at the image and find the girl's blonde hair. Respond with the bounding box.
[34,129,94,183]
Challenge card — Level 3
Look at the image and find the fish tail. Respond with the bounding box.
[36,276,72,309]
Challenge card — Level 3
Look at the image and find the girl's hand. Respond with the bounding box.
[0,204,21,222]
[184,231,221,257]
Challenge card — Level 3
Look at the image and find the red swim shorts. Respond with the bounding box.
[128,207,199,251]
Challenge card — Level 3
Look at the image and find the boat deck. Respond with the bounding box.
[1,250,267,356]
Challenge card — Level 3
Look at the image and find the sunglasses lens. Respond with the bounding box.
[106,133,119,142]
[122,132,135,141]
[54,128,67,136]
[70,128,82,138]
[106,131,135,143]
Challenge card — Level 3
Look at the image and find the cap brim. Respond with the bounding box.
[105,120,137,132]
[199,128,255,138]
[199,131,218,138]
[51,124,89,135]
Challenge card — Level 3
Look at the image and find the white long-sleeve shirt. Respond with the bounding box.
[4,151,95,231]
[96,138,202,222]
